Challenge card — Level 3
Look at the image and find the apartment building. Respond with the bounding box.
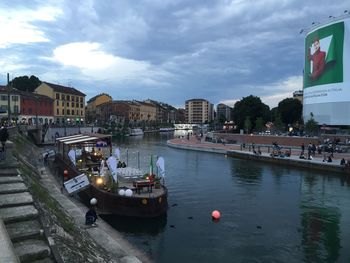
[86,93,112,124]
[185,98,214,124]
[35,82,86,124]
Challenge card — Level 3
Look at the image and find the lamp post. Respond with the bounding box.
[6,73,11,125]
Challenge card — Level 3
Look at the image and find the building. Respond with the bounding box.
[86,93,112,124]
[0,85,20,123]
[185,99,214,124]
[144,99,177,124]
[19,91,54,125]
[35,82,86,125]
[302,16,350,125]
[216,103,232,122]
[293,90,303,102]
[98,100,142,124]
[134,101,156,122]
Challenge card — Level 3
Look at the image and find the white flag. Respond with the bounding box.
[68,149,76,166]
[156,157,165,177]
[107,156,118,182]
[99,160,105,176]
[114,148,120,160]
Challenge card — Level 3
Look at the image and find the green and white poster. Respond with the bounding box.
[303,18,350,106]
[304,21,344,88]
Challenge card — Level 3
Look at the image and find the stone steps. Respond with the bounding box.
[6,220,43,242]
[0,192,33,208]
[0,168,19,176]
[14,239,51,263]
[0,205,39,224]
[0,182,28,194]
[0,176,23,184]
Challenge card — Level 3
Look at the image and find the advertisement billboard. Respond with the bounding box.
[303,17,350,125]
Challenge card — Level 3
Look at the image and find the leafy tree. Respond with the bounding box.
[9,75,41,92]
[232,95,270,131]
[254,117,265,132]
[244,116,252,134]
[304,112,319,136]
[277,98,302,128]
[274,112,284,131]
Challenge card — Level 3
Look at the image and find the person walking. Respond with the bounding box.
[0,126,9,151]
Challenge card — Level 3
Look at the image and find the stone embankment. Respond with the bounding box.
[0,134,147,263]
[167,135,350,175]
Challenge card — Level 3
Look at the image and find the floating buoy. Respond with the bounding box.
[211,210,221,220]
[90,198,97,205]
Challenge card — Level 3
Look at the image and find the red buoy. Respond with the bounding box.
[212,210,221,220]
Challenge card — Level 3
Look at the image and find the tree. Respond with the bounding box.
[254,117,265,132]
[9,75,41,92]
[244,116,252,134]
[304,112,319,136]
[232,95,270,131]
[277,98,302,128]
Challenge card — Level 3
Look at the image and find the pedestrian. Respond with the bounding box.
[85,206,98,226]
[0,126,9,151]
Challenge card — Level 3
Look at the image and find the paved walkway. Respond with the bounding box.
[168,136,350,174]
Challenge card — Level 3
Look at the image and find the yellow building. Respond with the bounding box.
[135,101,156,122]
[86,93,112,123]
[35,82,86,124]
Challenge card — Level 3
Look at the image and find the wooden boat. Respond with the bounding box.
[54,133,168,218]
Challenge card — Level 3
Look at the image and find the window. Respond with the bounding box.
[61,94,65,100]
[12,96,18,102]
[56,93,60,100]
[56,100,59,106]
[62,109,65,115]
[56,109,59,115]
[80,103,83,108]
[71,96,75,102]
[71,102,74,108]
[80,97,83,103]
[67,102,69,107]
[62,101,64,107]
[81,110,83,116]
[1,95,7,101]
[13,105,19,113]
[76,97,79,102]
[67,95,70,101]
[67,109,70,115]
[72,110,75,115]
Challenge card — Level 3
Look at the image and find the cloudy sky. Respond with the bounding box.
[0,0,348,109]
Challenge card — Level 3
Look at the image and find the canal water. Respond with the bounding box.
[101,132,350,263]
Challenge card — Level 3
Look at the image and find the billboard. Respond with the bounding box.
[303,17,350,125]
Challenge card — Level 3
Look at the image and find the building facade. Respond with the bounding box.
[216,103,232,122]
[0,86,20,123]
[185,99,214,124]
[19,91,54,124]
[86,93,112,124]
[35,82,86,124]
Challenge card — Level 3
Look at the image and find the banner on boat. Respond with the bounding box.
[64,173,90,194]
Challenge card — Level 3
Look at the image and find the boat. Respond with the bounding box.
[53,133,168,218]
[159,127,175,132]
[129,128,144,136]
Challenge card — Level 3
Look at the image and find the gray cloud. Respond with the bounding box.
[0,0,348,108]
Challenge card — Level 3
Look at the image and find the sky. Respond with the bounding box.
[0,0,349,109]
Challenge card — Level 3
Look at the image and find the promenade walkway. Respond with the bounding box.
[168,135,350,175]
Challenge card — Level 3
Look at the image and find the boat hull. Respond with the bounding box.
[78,185,168,218]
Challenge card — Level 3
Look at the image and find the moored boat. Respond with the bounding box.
[129,128,144,136]
[54,133,168,218]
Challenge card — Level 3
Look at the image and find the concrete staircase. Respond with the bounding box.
[0,166,53,263]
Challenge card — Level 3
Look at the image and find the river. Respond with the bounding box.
[101,132,350,263]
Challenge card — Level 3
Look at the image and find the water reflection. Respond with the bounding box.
[231,159,263,184]
[300,206,340,263]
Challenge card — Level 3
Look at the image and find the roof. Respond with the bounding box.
[56,133,111,145]
[43,82,86,96]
